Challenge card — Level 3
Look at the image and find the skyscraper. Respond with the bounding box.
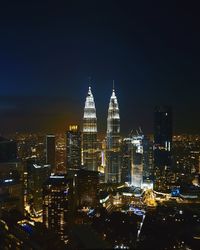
[142,136,153,178]
[122,134,144,188]
[0,137,24,215]
[82,86,98,171]
[75,169,99,208]
[46,134,56,172]
[66,125,81,172]
[131,135,144,188]
[27,162,51,212]
[121,138,132,183]
[106,86,121,183]
[43,175,72,244]
[154,106,173,191]
[154,106,172,168]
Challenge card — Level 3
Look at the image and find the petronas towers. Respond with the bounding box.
[106,87,121,183]
[82,85,121,183]
[82,87,98,171]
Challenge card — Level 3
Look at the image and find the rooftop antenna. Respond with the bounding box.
[88,76,92,88]
[113,80,115,91]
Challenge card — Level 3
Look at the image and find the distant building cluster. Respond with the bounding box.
[0,86,200,249]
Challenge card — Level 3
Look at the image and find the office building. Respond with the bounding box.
[154,106,172,168]
[154,106,173,191]
[66,125,81,171]
[0,137,24,215]
[130,134,144,188]
[75,169,99,208]
[27,162,51,212]
[121,138,132,183]
[43,175,72,243]
[142,136,153,178]
[121,132,153,188]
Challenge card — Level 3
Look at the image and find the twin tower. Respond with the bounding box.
[82,86,121,183]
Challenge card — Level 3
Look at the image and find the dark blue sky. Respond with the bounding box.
[0,1,200,134]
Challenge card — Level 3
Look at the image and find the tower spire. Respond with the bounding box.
[106,85,120,183]
[113,80,115,92]
[88,76,92,88]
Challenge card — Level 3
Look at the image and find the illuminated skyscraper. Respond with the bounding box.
[82,86,98,171]
[43,175,72,243]
[121,131,153,188]
[121,138,132,183]
[131,135,144,188]
[106,86,121,183]
[27,162,51,212]
[121,134,144,188]
[66,125,81,171]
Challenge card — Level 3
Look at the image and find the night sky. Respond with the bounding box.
[1,1,200,135]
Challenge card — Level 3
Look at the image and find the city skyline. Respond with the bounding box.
[1,1,200,134]
[1,2,200,249]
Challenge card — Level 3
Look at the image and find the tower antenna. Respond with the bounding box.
[113,80,115,91]
[88,76,92,88]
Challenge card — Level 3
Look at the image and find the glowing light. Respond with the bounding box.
[50,175,65,179]
[3,179,13,183]
[69,125,78,131]
[100,196,109,203]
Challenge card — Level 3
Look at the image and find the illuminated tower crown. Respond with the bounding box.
[82,86,98,171]
[106,84,121,183]
[83,86,97,132]
[107,87,120,135]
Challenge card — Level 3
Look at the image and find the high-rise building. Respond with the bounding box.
[142,136,153,178]
[154,106,172,168]
[154,106,173,191]
[43,175,72,244]
[67,169,99,211]
[0,137,24,215]
[66,125,81,172]
[82,86,98,171]
[106,86,121,183]
[27,162,51,212]
[121,131,153,188]
[131,136,143,188]
[75,169,99,208]
[46,134,56,172]
[121,138,132,183]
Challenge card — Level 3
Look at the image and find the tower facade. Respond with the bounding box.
[82,87,98,171]
[154,106,172,168]
[43,175,72,244]
[154,105,173,191]
[66,125,81,172]
[106,87,121,183]
[0,137,24,215]
[131,134,144,188]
